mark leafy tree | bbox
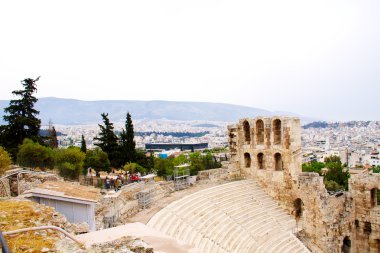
[94,113,122,167]
[373,166,380,173]
[83,148,111,172]
[47,126,58,148]
[202,151,222,170]
[17,139,54,169]
[81,135,87,153]
[0,146,12,176]
[189,152,205,176]
[1,77,41,157]
[135,150,154,171]
[324,155,341,163]
[54,146,85,179]
[123,162,146,174]
[120,112,136,163]
[302,162,325,174]
[154,157,174,177]
[324,180,342,191]
[173,154,188,166]
[323,156,350,191]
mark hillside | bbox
[0,97,311,125]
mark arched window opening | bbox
[274,153,283,171]
[243,120,251,143]
[371,188,379,207]
[244,153,251,168]
[273,119,282,145]
[355,220,359,229]
[256,120,264,145]
[257,153,264,169]
[294,198,303,219]
[364,222,372,234]
[341,236,351,253]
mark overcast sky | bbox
[0,0,379,121]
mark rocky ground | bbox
[0,198,70,252]
[56,236,154,253]
[0,198,155,253]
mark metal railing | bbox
[0,230,10,253]
[2,226,85,249]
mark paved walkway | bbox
[76,222,198,253]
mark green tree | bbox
[324,180,342,191]
[189,152,205,176]
[83,148,111,172]
[135,150,154,171]
[17,139,54,169]
[154,157,174,177]
[54,146,85,179]
[120,112,136,163]
[373,166,380,173]
[81,135,87,153]
[302,162,325,174]
[324,155,341,163]
[0,146,12,176]
[173,154,188,166]
[123,162,146,174]
[1,77,41,157]
[202,151,222,170]
[47,126,58,148]
[323,156,350,191]
[94,113,122,168]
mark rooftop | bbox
[24,181,101,203]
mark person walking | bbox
[105,177,110,190]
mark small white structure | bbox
[23,181,101,231]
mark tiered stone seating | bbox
[147,180,310,253]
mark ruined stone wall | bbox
[197,161,242,182]
[0,178,10,197]
[228,116,357,253]
[295,173,354,253]
[350,174,380,253]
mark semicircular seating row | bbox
[147,180,310,253]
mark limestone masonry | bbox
[228,116,380,253]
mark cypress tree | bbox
[94,113,121,167]
[1,77,41,157]
[120,112,136,163]
[49,126,59,148]
[81,135,87,153]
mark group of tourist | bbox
[105,175,124,191]
[104,172,142,191]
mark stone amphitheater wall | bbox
[228,116,380,253]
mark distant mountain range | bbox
[0,97,315,125]
[303,121,380,129]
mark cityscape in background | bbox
[50,119,380,171]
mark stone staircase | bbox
[147,180,310,253]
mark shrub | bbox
[54,147,85,180]
[0,146,12,176]
[324,180,342,191]
[17,139,54,170]
[83,148,111,172]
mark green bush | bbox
[83,148,111,172]
[123,162,146,174]
[17,139,54,169]
[324,180,342,191]
[54,147,85,180]
[302,162,325,174]
[0,146,12,176]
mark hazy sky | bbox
[0,0,379,121]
